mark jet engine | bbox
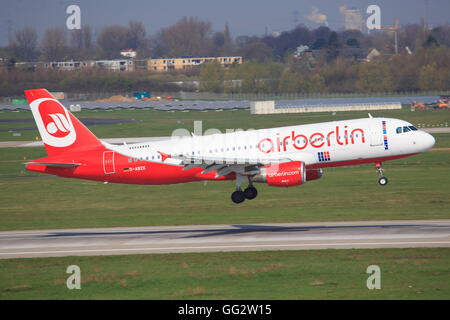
[250,161,306,187]
[305,168,323,181]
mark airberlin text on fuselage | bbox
[258,125,365,154]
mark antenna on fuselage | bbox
[368,113,373,118]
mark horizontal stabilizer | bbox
[25,162,81,168]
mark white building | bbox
[120,49,137,58]
[95,59,134,72]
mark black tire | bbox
[231,190,246,204]
[378,177,388,186]
[244,186,258,200]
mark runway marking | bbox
[1,240,450,257]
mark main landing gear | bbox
[375,162,388,186]
[231,174,258,204]
[231,186,258,204]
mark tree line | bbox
[199,44,450,95]
[0,17,449,97]
[1,17,236,62]
[3,17,450,63]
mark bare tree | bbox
[69,25,94,59]
[212,24,235,56]
[9,27,38,61]
[41,27,67,61]
[154,17,212,57]
[126,21,146,50]
[97,25,129,58]
[70,25,92,50]
[238,41,273,62]
[222,23,234,55]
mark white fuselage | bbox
[109,117,435,168]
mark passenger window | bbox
[396,127,402,134]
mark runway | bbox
[0,220,449,259]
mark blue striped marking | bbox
[318,152,331,162]
[382,121,389,150]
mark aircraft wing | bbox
[171,154,292,177]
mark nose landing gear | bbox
[375,162,388,186]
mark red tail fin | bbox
[25,89,103,156]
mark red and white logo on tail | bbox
[26,89,103,157]
[30,98,76,147]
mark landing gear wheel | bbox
[231,190,246,204]
[378,177,388,186]
[244,186,258,200]
[375,162,388,186]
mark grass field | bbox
[1,248,449,299]
[0,106,449,141]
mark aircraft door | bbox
[369,121,383,146]
[103,151,116,175]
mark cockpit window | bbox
[397,125,418,134]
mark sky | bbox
[0,0,449,46]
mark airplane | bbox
[25,89,435,204]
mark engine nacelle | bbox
[250,161,306,187]
[306,168,323,181]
